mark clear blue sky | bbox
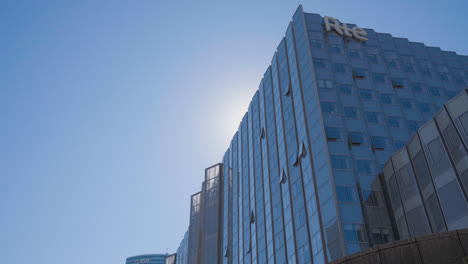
[1,0,467,263]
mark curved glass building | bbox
[174,4,468,264]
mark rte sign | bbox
[324,16,368,42]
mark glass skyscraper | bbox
[175,5,468,264]
[126,254,167,264]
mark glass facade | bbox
[185,164,225,264]
[126,254,167,264]
[176,231,188,264]
[165,254,177,264]
[174,5,468,263]
[382,89,468,239]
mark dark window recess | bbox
[250,210,255,223]
[280,169,287,184]
[260,127,265,139]
[349,132,364,146]
[284,81,292,96]
[300,142,307,158]
[373,136,390,150]
[293,155,300,167]
[326,127,342,141]
[353,69,366,79]
[392,79,404,88]
[224,248,230,258]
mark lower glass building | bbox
[382,89,468,239]
[126,254,167,264]
[174,5,468,264]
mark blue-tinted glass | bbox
[381,94,395,104]
[373,136,392,150]
[438,72,449,81]
[331,155,350,170]
[314,58,327,68]
[429,87,441,96]
[359,89,374,100]
[354,68,367,78]
[339,84,353,95]
[356,160,376,174]
[326,127,343,141]
[336,186,359,202]
[318,79,334,89]
[400,98,413,109]
[344,107,360,118]
[408,121,422,133]
[392,78,405,88]
[350,132,367,145]
[366,112,382,123]
[322,102,338,114]
[394,141,407,150]
[368,54,379,64]
[411,83,424,93]
[387,59,397,68]
[349,50,360,58]
[419,103,433,113]
[334,63,347,73]
[388,116,403,128]
[374,73,385,83]
[404,63,415,72]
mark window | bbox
[356,159,377,174]
[388,116,404,128]
[321,102,338,114]
[392,78,405,88]
[422,68,432,77]
[394,141,407,150]
[309,39,323,49]
[380,94,396,104]
[372,136,392,150]
[339,84,353,95]
[386,59,398,68]
[426,138,445,165]
[326,127,343,141]
[334,63,347,73]
[459,111,468,136]
[455,77,465,86]
[438,72,449,81]
[366,112,383,123]
[372,228,392,244]
[374,73,386,83]
[396,165,420,202]
[429,86,441,96]
[344,107,360,118]
[331,155,351,170]
[329,44,342,53]
[336,186,359,202]
[400,98,414,109]
[408,121,422,133]
[411,83,424,93]
[318,79,334,89]
[360,89,375,100]
[353,68,367,79]
[343,224,367,242]
[349,50,360,58]
[363,191,385,207]
[349,132,367,146]
[404,63,415,72]
[313,58,327,68]
[419,103,433,113]
[367,54,379,64]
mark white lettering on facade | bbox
[324,16,368,41]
